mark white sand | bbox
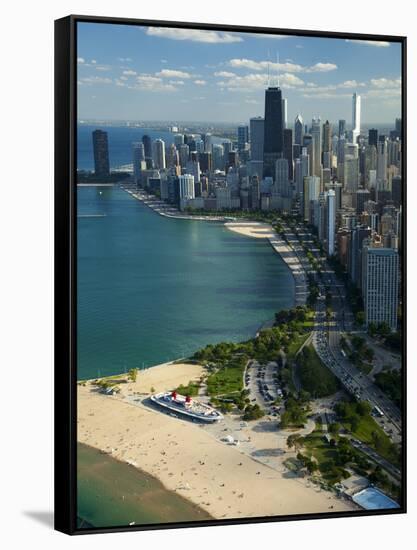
[78,361,355,520]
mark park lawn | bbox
[287,333,310,360]
[174,380,200,397]
[303,431,341,484]
[206,362,245,396]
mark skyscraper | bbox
[311,117,322,178]
[326,190,336,256]
[250,117,264,162]
[294,114,303,145]
[263,87,283,179]
[303,175,320,222]
[338,119,346,138]
[132,142,145,183]
[282,98,288,129]
[153,139,166,170]
[237,125,249,153]
[283,128,293,181]
[377,136,388,190]
[275,158,289,197]
[352,93,361,143]
[178,174,195,200]
[92,129,110,178]
[369,128,378,148]
[362,246,399,330]
[142,134,152,160]
[323,120,332,153]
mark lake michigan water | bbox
[77,185,294,380]
[76,126,294,528]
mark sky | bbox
[77,22,402,125]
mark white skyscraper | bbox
[352,93,361,144]
[282,98,288,129]
[178,174,195,200]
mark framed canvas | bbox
[54,14,406,535]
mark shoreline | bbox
[121,185,228,221]
[78,360,357,521]
[120,185,306,307]
[77,441,213,528]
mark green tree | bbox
[286,434,304,454]
[329,422,341,436]
[128,368,138,383]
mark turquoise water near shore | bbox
[77,186,294,380]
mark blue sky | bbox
[77,22,402,124]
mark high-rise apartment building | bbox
[362,246,399,330]
[250,117,264,162]
[238,125,249,153]
[92,129,110,178]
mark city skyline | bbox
[77,22,402,124]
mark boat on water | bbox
[150,391,223,423]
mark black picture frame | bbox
[54,14,407,535]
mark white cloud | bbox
[160,59,168,63]
[302,91,352,99]
[78,76,113,85]
[228,58,304,72]
[227,58,337,73]
[91,59,97,64]
[365,88,401,98]
[218,72,304,92]
[155,69,192,79]
[214,71,236,78]
[370,77,401,89]
[346,39,390,48]
[305,62,338,73]
[146,27,243,43]
[337,79,366,88]
[194,79,207,86]
[245,98,260,104]
[169,80,185,85]
[122,69,137,76]
[118,57,132,62]
[133,74,178,92]
[77,57,85,64]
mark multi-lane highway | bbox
[280,219,402,448]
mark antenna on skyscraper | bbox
[276,51,280,88]
[267,49,271,87]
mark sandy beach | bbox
[78,361,356,520]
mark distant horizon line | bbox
[78,119,399,127]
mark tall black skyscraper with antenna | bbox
[263,86,283,178]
